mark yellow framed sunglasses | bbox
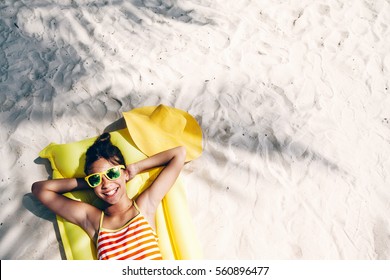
[84,165,125,188]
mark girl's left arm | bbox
[128,146,186,214]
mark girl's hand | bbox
[126,163,140,180]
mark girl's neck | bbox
[104,199,134,216]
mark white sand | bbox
[1,0,390,260]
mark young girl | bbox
[32,132,186,260]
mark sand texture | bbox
[1,0,390,259]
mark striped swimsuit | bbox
[96,202,162,260]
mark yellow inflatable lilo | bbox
[38,105,202,260]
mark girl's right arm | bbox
[31,178,99,237]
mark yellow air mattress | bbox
[39,128,201,260]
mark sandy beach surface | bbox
[1,0,390,260]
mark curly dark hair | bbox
[84,132,126,175]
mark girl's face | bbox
[88,158,129,205]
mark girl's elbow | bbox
[179,145,186,155]
[177,146,186,160]
[31,181,46,196]
[31,181,40,196]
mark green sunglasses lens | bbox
[86,166,123,187]
[106,167,121,180]
[88,174,101,187]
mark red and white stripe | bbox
[97,215,162,260]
